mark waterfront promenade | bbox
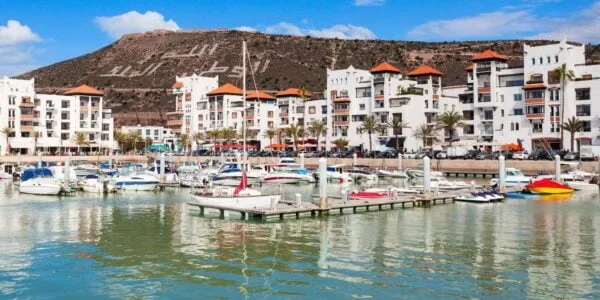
[1,154,598,175]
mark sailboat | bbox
[191,41,281,209]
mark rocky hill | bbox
[19,30,600,126]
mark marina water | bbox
[1,180,600,298]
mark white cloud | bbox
[258,22,376,39]
[95,11,180,39]
[0,20,40,46]
[0,20,41,76]
[532,1,600,42]
[355,0,385,6]
[408,10,543,39]
[235,26,257,32]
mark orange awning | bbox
[266,143,287,149]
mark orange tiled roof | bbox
[465,64,474,71]
[369,62,402,73]
[64,84,104,96]
[407,65,443,76]
[275,88,312,97]
[172,81,184,89]
[246,91,276,100]
[207,83,243,96]
[522,83,547,90]
[471,50,508,62]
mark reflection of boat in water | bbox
[525,178,573,194]
[538,193,572,201]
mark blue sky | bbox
[0,0,598,76]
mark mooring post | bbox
[341,188,348,204]
[352,153,357,166]
[159,153,166,183]
[64,153,71,187]
[498,155,506,193]
[319,158,328,209]
[17,152,21,166]
[398,153,403,170]
[423,156,431,199]
[295,193,302,208]
[555,154,561,182]
[299,152,305,169]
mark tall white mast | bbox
[242,40,247,168]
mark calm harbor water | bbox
[1,180,600,299]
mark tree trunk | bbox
[316,137,320,151]
[570,133,575,152]
[449,128,453,146]
[395,134,399,151]
[560,80,565,149]
[368,132,373,154]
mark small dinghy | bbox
[348,191,388,200]
[363,186,420,194]
[455,191,504,203]
[505,191,539,199]
[525,178,573,194]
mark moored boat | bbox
[377,169,408,178]
[19,168,63,195]
[81,175,117,193]
[490,168,532,187]
[525,178,573,194]
[349,191,388,200]
[114,174,159,191]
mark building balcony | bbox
[334,121,349,127]
[20,125,34,131]
[374,95,385,101]
[432,95,440,100]
[166,110,184,116]
[167,119,183,126]
[46,105,56,110]
[20,115,34,121]
[526,113,545,120]
[80,106,88,111]
[476,67,491,73]
[481,118,494,123]
[19,102,36,108]
[478,87,491,94]
[333,97,351,103]
[550,116,560,122]
[480,130,494,136]
[279,113,289,118]
[525,98,545,105]
[333,109,349,115]
[246,115,254,120]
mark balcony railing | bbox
[334,121,349,127]
[526,113,545,119]
[333,97,351,103]
[576,111,591,117]
[333,109,349,115]
[525,98,545,105]
[398,87,424,96]
[374,95,384,101]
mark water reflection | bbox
[0,181,599,298]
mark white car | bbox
[402,153,417,159]
[512,151,528,160]
[436,151,447,159]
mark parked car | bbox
[464,150,480,159]
[512,151,528,160]
[493,151,513,160]
[475,152,493,160]
[436,151,447,159]
[402,153,417,159]
[528,150,555,160]
[563,152,579,161]
[415,152,433,159]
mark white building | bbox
[0,77,115,155]
[120,126,177,145]
[325,62,458,152]
[448,40,600,151]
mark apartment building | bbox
[325,63,458,152]
[120,126,177,145]
[450,40,600,151]
[0,77,115,155]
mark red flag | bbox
[233,171,247,196]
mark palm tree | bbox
[73,132,89,155]
[358,116,381,153]
[308,119,327,151]
[385,117,410,152]
[1,127,13,156]
[436,110,465,146]
[179,133,190,154]
[206,129,221,145]
[127,130,142,154]
[284,123,304,151]
[561,116,584,152]
[114,129,127,153]
[263,129,277,148]
[299,84,311,102]
[333,138,349,151]
[413,123,440,149]
[554,63,575,148]
[33,131,42,154]
[144,137,153,151]
[221,128,237,144]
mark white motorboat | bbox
[73,164,99,177]
[405,168,445,178]
[363,186,420,194]
[313,165,353,183]
[48,166,78,185]
[81,175,117,193]
[180,173,211,188]
[455,192,504,203]
[414,177,476,191]
[211,161,266,186]
[566,180,598,192]
[19,168,63,195]
[0,164,15,179]
[490,168,532,187]
[346,167,378,181]
[114,174,159,191]
[377,169,408,178]
[261,166,315,184]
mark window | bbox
[268,111,274,118]
[8,121,14,129]
[321,105,327,114]
[352,115,366,122]
[359,104,365,110]
[308,107,315,115]
[232,112,237,119]
[513,108,523,115]
[582,121,591,132]
[576,104,591,116]
[533,123,543,133]
[547,56,551,63]
[145,129,150,136]
[484,110,493,120]
[61,133,70,140]
[356,87,372,97]
[463,125,474,134]
[576,88,590,100]
[101,134,109,141]
[8,96,15,105]
[501,109,504,117]
[296,107,304,114]
[8,109,15,117]
[513,94,522,101]
[555,55,559,63]
[532,58,535,65]
[515,123,519,131]
[526,90,545,99]
[61,100,70,108]
[539,57,543,64]
[511,123,514,131]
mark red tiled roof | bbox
[522,83,547,90]
[275,88,311,97]
[64,85,104,96]
[369,62,402,73]
[465,64,474,71]
[246,91,276,100]
[407,65,443,76]
[207,83,243,96]
[172,81,184,89]
[471,50,508,62]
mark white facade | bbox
[449,40,600,151]
[0,77,115,155]
[120,126,176,145]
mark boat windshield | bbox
[506,169,524,176]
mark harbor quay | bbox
[2,154,598,175]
